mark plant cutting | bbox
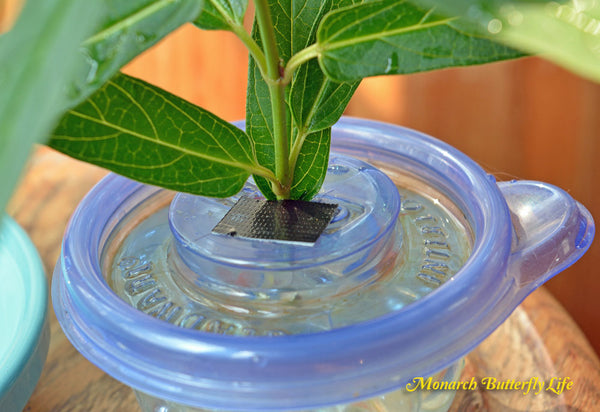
[47,0,525,201]
[2,0,598,411]
[44,0,600,203]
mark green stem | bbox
[252,164,279,182]
[253,0,279,81]
[268,82,291,198]
[253,0,290,199]
[281,44,319,85]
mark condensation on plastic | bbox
[52,118,594,411]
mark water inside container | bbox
[104,155,472,336]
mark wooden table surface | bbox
[10,147,600,412]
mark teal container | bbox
[0,214,49,411]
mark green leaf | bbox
[289,1,368,134]
[50,73,268,198]
[316,0,524,82]
[247,0,364,200]
[0,0,101,211]
[67,0,204,107]
[194,0,247,31]
[411,0,600,83]
[290,59,359,133]
[246,57,278,199]
[290,128,331,200]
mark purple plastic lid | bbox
[52,118,594,410]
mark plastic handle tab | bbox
[499,180,594,293]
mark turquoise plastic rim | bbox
[0,214,48,411]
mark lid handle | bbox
[499,180,594,292]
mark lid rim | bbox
[53,117,514,409]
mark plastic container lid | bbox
[0,214,49,411]
[52,118,594,411]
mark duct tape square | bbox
[212,196,338,245]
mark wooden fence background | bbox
[3,5,599,354]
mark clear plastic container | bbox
[52,118,594,411]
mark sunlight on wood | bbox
[0,0,23,32]
[346,76,407,124]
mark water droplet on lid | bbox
[331,205,349,223]
[118,256,139,270]
[327,164,349,175]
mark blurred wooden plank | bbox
[346,76,408,124]
[377,59,526,179]
[0,0,22,32]
[123,24,248,122]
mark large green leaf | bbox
[194,0,247,31]
[289,128,330,200]
[289,1,366,134]
[287,61,357,201]
[50,73,268,198]
[0,0,101,212]
[411,0,600,83]
[67,0,204,107]
[247,0,363,200]
[316,0,524,82]
[290,59,358,133]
